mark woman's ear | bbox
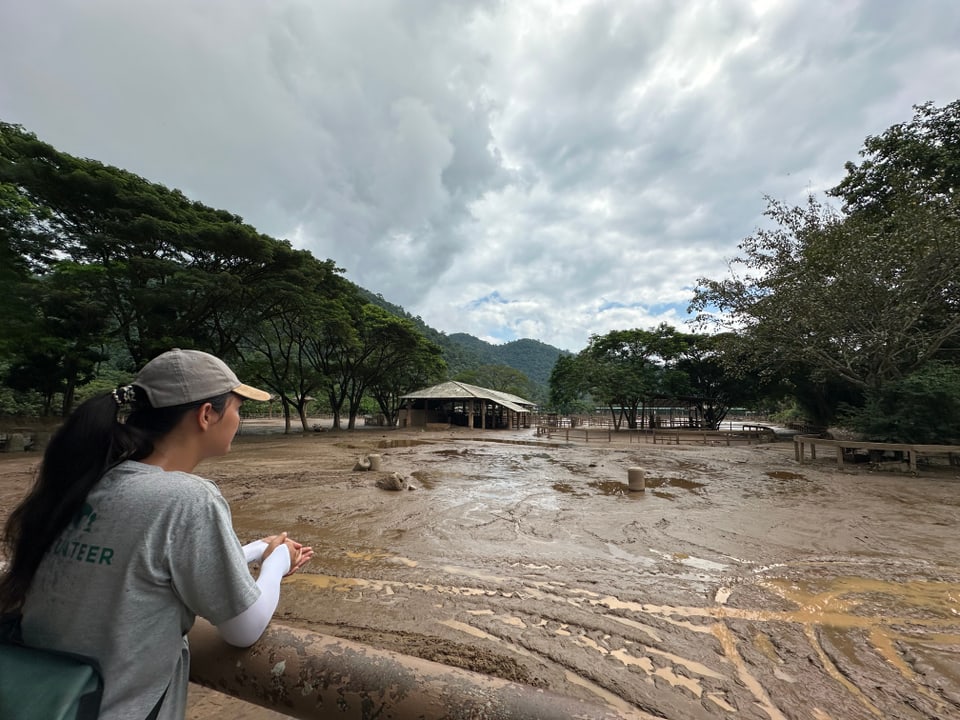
[196,402,215,431]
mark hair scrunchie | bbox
[112,384,136,407]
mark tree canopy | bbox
[0,122,446,424]
[691,100,960,436]
[548,325,758,430]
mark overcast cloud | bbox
[2,0,959,351]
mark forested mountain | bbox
[357,290,567,395]
[446,335,566,389]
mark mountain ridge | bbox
[356,289,567,394]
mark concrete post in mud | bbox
[187,619,631,720]
[367,453,382,471]
[627,467,645,491]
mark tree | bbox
[672,332,764,429]
[692,101,960,426]
[302,296,363,430]
[832,100,960,217]
[454,365,535,400]
[548,354,593,414]
[340,306,443,429]
[572,326,681,430]
[368,332,446,426]
[692,195,960,417]
[241,253,343,433]
[845,363,960,444]
[0,123,307,366]
[3,263,110,414]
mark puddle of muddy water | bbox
[377,438,435,449]
[644,476,705,491]
[551,481,588,497]
[587,480,629,496]
[766,470,807,480]
[409,469,438,489]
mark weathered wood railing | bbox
[793,434,960,471]
[535,425,776,446]
[188,619,634,719]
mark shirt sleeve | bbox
[166,482,261,626]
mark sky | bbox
[2,1,959,352]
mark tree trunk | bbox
[61,377,77,416]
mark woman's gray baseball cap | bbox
[134,348,271,408]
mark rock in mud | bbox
[376,472,409,491]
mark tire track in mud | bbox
[223,432,960,719]
[282,553,960,720]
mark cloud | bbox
[1,0,959,352]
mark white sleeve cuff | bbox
[242,540,269,564]
[216,548,291,647]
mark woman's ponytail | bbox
[0,390,153,610]
[0,383,233,611]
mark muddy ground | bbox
[1,422,959,720]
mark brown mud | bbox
[1,422,959,720]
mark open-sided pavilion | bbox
[399,381,536,430]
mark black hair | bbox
[0,387,231,611]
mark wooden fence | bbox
[535,424,777,445]
[793,434,960,471]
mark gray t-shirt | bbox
[22,460,261,720]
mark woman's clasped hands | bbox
[262,532,314,576]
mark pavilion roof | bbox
[400,381,536,413]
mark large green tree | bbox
[0,123,311,367]
[240,252,346,432]
[671,332,764,429]
[692,100,960,428]
[367,317,447,426]
[553,325,684,429]
[3,263,110,414]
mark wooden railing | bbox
[535,424,777,446]
[793,434,960,471]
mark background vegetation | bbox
[2,100,958,442]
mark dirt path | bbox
[2,423,958,719]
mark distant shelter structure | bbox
[400,381,536,430]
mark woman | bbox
[0,348,313,720]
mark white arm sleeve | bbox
[216,547,291,647]
[242,540,269,564]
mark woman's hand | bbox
[261,533,314,576]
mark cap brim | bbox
[233,384,272,402]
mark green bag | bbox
[0,614,103,720]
